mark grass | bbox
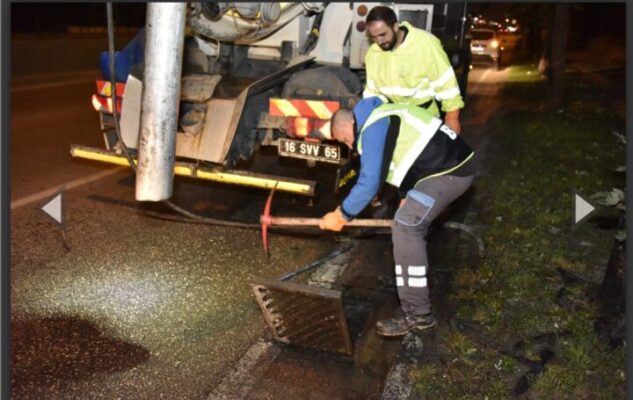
[506,63,546,83]
[412,64,626,399]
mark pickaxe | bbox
[260,186,391,256]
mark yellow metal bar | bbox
[70,145,316,196]
[195,169,311,194]
[71,146,138,167]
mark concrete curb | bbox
[207,339,281,400]
[566,63,625,74]
[380,361,419,400]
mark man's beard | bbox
[379,32,398,51]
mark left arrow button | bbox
[40,192,63,226]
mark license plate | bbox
[278,138,341,164]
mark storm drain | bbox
[251,277,353,355]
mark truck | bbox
[71,2,470,202]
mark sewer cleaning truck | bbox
[71,2,470,200]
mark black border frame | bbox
[1,2,630,399]
[2,2,9,399]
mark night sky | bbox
[11,3,625,39]
[469,3,625,37]
[11,3,146,33]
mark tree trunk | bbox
[528,20,540,61]
[549,4,570,110]
[537,6,554,76]
[595,214,626,348]
[595,237,626,348]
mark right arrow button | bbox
[574,193,596,224]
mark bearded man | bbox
[364,6,464,134]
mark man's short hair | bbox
[332,109,353,128]
[366,6,398,26]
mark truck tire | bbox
[281,66,361,108]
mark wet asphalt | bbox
[11,173,339,399]
[9,79,340,398]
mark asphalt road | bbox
[10,78,338,399]
[10,58,508,399]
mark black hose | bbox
[106,3,135,172]
[299,2,329,55]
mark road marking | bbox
[11,70,100,93]
[207,339,280,400]
[11,78,95,93]
[468,68,492,94]
[11,168,124,210]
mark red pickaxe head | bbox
[260,183,277,258]
[260,183,391,257]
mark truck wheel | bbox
[282,66,361,108]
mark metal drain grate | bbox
[251,277,353,355]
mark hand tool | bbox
[260,186,391,256]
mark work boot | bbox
[376,308,436,337]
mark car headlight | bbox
[490,40,499,48]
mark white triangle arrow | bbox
[41,192,63,225]
[574,193,595,224]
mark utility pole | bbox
[549,4,570,111]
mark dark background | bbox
[11,3,625,39]
[470,3,625,40]
[11,3,146,33]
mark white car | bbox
[469,28,502,68]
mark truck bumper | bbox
[70,145,317,196]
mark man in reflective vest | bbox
[319,97,475,337]
[364,6,464,134]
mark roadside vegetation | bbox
[412,63,626,399]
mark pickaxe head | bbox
[259,184,277,258]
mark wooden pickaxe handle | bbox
[260,184,391,257]
[260,216,392,227]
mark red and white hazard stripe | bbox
[270,98,339,139]
[91,94,122,114]
[269,98,339,120]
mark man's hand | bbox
[319,207,347,231]
[444,110,461,135]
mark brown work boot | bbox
[376,309,436,337]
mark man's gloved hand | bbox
[319,207,347,231]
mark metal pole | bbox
[135,3,186,201]
[459,2,468,48]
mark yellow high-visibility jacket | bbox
[363,21,464,117]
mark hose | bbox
[298,2,328,55]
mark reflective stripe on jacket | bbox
[363,21,464,115]
[358,103,473,194]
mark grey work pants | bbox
[392,174,474,316]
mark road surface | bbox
[10,77,338,399]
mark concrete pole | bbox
[136,3,186,201]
